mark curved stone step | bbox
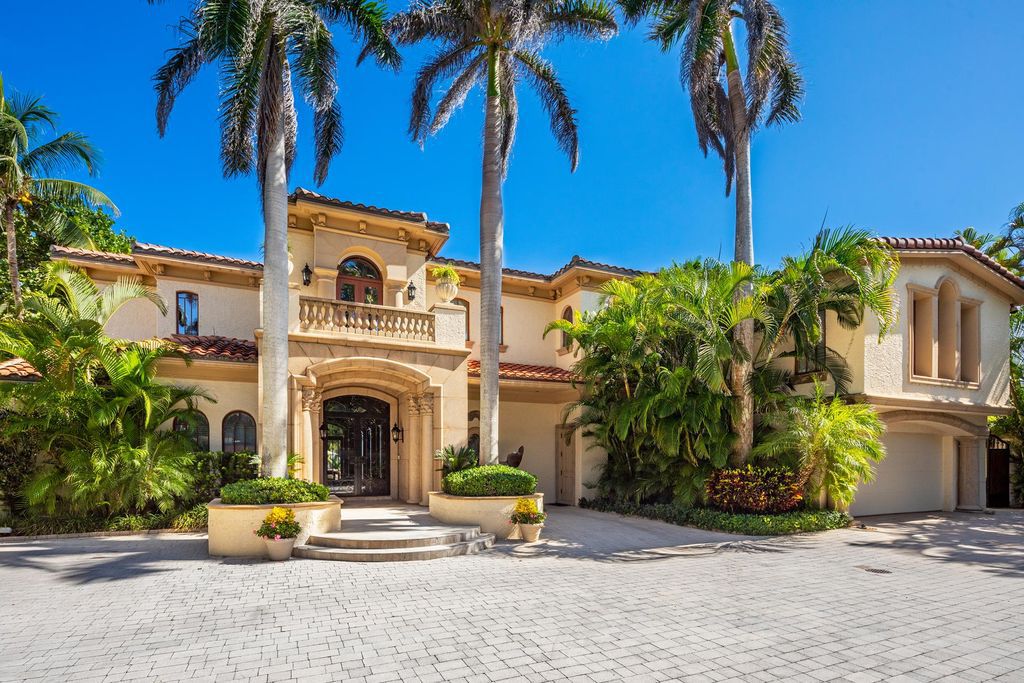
[307,526,482,550]
[293,534,494,562]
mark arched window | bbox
[223,411,257,453]
[176,291,199,335]
[336,257,382,304]
[453,298,470,341]
[560,306,574,350]
[173,412,210,451]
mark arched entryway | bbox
[321,395,391,497]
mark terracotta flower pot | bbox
[519,523,544,543]
[435,279,459,303]
[264,537,296,561]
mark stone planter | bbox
[435,278,459,303]
[429,492,543,540]
[207,497,342,557]
[264,537,296,561]
[518,523,544,543]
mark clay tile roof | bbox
[0,357,40,382]
[467,359,575,384]
[875,236,1024,290]
[432,255,644,282]
[291,187,450,233]
[133,243,263,271]
[165,335,258,363]
[50,245,137,266]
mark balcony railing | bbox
[297,296,436,342]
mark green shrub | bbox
[170,504,209,531]
[442,465,537,497]
[189,451,260,502]
[579,498,851,536]
[219,478,330,505]
[106,513,171,532]
[705,465,802,514]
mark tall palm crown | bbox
[154,0,399,185]
[153,0,397,476]
[0,76,116,312]
[389,0,617,173]
[620,0,802,196]
[389,0,616,463]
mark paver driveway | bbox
[1,507,1023,682]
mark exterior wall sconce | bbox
[406,281,417,301]
[301,263,312,286]
[391,422,404,443]
[318,423,328,440]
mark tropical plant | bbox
[753,382,886,508]
[705,465,801,514]
[430,264,461,284]
[153,0,399,477]
[959,204,1024,277]
[0,75,117,312]
[388,0,617,462]
[0,263,209,515]
[618,0,803,463]
[990,308,1024,504]
[436,444,477,476]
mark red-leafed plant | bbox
[706,465,802,514]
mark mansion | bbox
[36,188,1024,516]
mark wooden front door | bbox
[557,426,576,505]
[987,436,1011,508]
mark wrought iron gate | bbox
[321,395,391,497]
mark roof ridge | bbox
[875,235,1024,290]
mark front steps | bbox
[294,525,494,562]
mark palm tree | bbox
[619,0,803,463]
[958,205,1024,276]
[0,75,117,313]
[153,0,398,477]
[753,382,886,509]
[388,0,617,463]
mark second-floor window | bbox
[336,257,382,305]
[561,306,574,350]
[176,291,199,335]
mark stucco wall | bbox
[158,376,259,453]
[105,296,161,341]
[468,398,562,500]
[150,278,260,340]
[862,261,1013,408]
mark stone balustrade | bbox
[297,296,436,342]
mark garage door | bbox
[849,433,944,516]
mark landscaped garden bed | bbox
[429,463,543,539]
[208,478,340,557]
[579,498,851,535]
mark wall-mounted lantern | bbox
[391,422,404,444]
[406,281,417,302]
[319,423,328,440]
[302,263,313,286]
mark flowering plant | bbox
[254,507,301,540]
[509,498,546,525]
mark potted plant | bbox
[509,497,547,543]
[254,506,302,561]
[431,264,461,303]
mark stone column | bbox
[301,388,322,483]
[957,436,988,511]
[419,393,435,506]
[405,395,421,504]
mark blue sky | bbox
[3,1,1023,273]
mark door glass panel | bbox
[321,396,390,497]
[339,283,355,302]
[364,286,379,305]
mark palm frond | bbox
[512,50,579,171]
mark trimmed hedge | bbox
[705,465,802,514]
[219,477,330,505]
[579,498,851,536]
[442,465,537,497]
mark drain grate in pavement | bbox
[855,565,892,575]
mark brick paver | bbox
[1,509,1022,682]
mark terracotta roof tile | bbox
[165,335,258,363]
[133,243,263,271]
[432,255,645,282]
[876,236,1024,290]
[291,188,450,233]
[467,359,575,383]
[50,245,136,266]
[0,357,40,382]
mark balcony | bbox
[297,296,437,342]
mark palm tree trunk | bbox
[724,23,754,466]
[4,201,22,315]
[478,49,504,465]
[261,102,290,478]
